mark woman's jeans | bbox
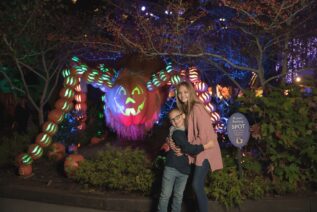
[157,166,189,212]
[192,160,210,212]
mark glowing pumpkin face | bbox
[114,85,145,116]
[104,75,164,140]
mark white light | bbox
[165,10,169,15]
[141,6,146,11]
[295,76,301,82]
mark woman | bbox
[172,81,223,212]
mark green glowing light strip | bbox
[62,69,71,78]
[22,154,33,165]
[72,56,80,62]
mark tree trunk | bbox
[38,105,44,126]
[281,33,290,85]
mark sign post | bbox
[227,112,250,178]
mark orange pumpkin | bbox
[42,121,58,136]
[47,143,66,160]
[47,152,65,161]
[54,98,73,112]
[19,165,32,176]
[16,153,33,166]
[59,87,75,100]
[28,144,44,160]
[82,70,99,83]
[48,109,64,124]
[63,76,78,88]
[64,154,84,176]
[35,133,52,147]
[51,143,65,153]
[90,137,103,145]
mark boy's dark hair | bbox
[169,108,182,115]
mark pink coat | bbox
[187,103,223,172]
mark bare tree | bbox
[0,0,73,125]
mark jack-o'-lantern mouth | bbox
[120,101,145,116]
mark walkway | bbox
[1,184,317,212]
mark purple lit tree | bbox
[278,37,317,83]
[77,0,316,91]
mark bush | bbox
[206,166,243,208]
[237,86,317,194]
[0,132,35,167]
[205,152,268,208]
[71,144,154,194]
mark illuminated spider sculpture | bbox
[16,56,221,176]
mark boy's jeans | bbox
[157,166,188,212]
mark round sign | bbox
[227,112,250,148]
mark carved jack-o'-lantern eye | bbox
[118,87,127,96]
[132,87,142,95]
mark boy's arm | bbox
[172,131,204,155]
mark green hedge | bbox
[0,132,34,167]
[71,144,154,194]
[237,86,317,194]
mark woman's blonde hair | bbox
[175,81,200,115]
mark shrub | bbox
[237,86,317,194]
[206,166,243,208]
[71,144,154,194]
[205,152,268,208]
[0,132,35,167]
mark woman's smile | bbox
[177,85,190,103]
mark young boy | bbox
[157,108,214,212]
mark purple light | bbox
[275,37,317,83]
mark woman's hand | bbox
[167,137,183,156]
[203,140,215,150]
